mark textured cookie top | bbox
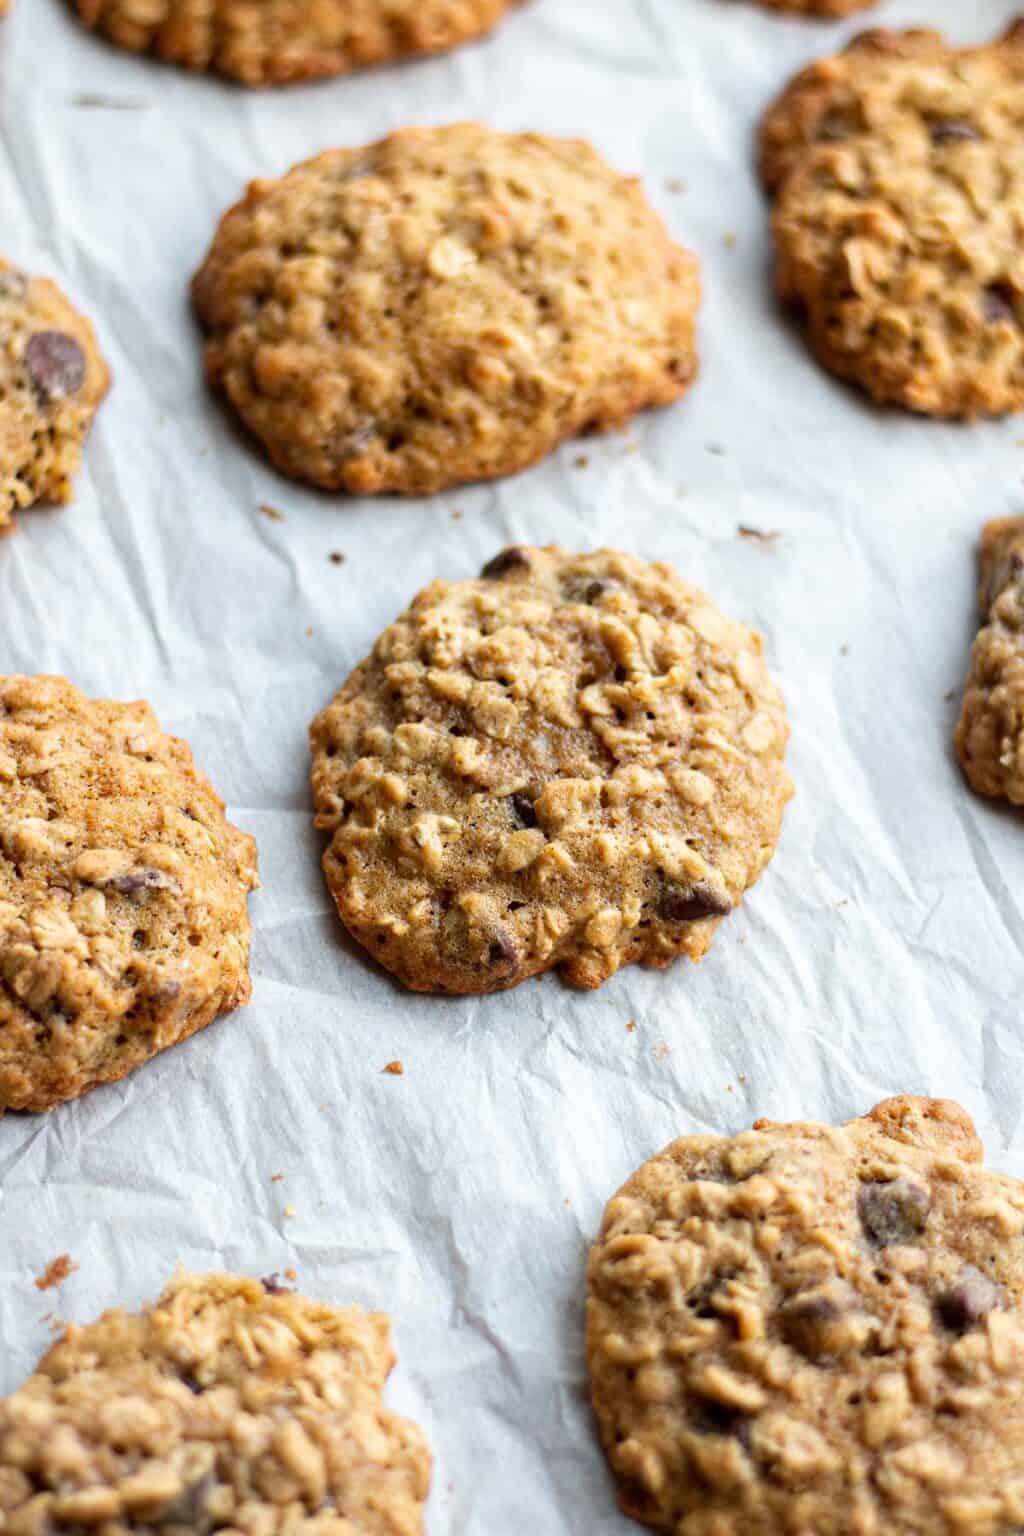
[0,1271,432,1535]
[310,547,791,994]
[0,676,259,1112]
[193,125,700,495]
[0,262,109,530]
[955,516,1024,805]
[71,0,519,85]
[587,1096,1024,1536]
[761,22,1024,417]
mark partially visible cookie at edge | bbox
[192,124,701,495]
[753,0,875,18]
[0,1270,432,1535]
[70,0,521,85]
[955,515,1024,804]
[0,260,109,531]
[760,21,1024,417]
[310,546,791,995]
[587,1095,1024,1536]
[0,675,259,1112]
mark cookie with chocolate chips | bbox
[587,1095,1024,1536]
[0,260,109,530]
[309,546,791,994]
[70,0,521,86]
[955,515,1024,804]
[760,21,1024,417]
[0,1271,432,1534]
[0,676,259,1112]
[192,124,700,495]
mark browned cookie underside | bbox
[761,22,1024,417]
[310,547,791,995]
[192,124,700,495]
[0,1271,432,1535]
[70,0,520,85]
[587,1096,1024,1535]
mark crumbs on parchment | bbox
[383,1060,405,1076]
[35,1255,78,1292]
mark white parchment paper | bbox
[2,0,1024,1528]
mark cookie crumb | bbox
[383,1060,405,1076]
[270,1172,284,1183]
[626,1020,637,1033]
[304,626,314,638]
[35,1255,78,1291]
[328,551,346,565]
[652,1041,671,1063]
[665,177,686,194]
[738,524,781,546]
[451,509,463,521]
[574,455,589,469]
[258,502,285,522]
[283,1205,297,1219]
[284,1267,297,1282]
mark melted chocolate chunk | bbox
[480,547,531,579]
[983,284,1018,325]
[858,1178,931,1246]
[657,880,732,923]
[107,868,179,897]
[508,793,537,828]
[488,930,519,973]
[780,1289,852,1360]
[929,118,981,145]
[25,330,86,402]
[261,1272,294,1296]
[937,1265,1000,1332]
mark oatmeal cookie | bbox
[761,22,1024,417]
[69,0,520,85]
[955,515,1024,805]
[0,676,259,1112]
[0,1271,432,1535]
[310,547,791,995]
[587,1095,1024,1536]
[192,125,700,495]
[0,261,109,532]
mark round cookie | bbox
[761,22,1024,417]
[310,547,791,995]
[0,1271,432,1535]
[956,515,1024,804]
[192,125,701,495]
[69,0,520,85]
[586,1096,1024,1536]
[0,675,259,1112]
[0,260,109,532]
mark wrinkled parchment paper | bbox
[2,0,1024,1528]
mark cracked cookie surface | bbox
[310,546,791,995]
[587,1095,1024,1536]
[0,676,259,1112]
[70,0,519,85]
[761,22,1024,417]
[0,261,109,532]
[0,1271,432,1535]
[192,125,700,495]
[955,515,1024,805]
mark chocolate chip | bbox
[153,979,182,1005]
[107,868,179,897]
[780,1289,852,1360]
[24,331,86,402]
[984,284,1017,325]
[929,118,981,145]
[156,1469,215,1526]
[817,109,856,144]
[584,580,611,603]
[937,1265,1000,1331]
[488,930,519,973]
[657,880,732,923]
[261,1273,294,1295]
[858,1178,931,1246]
[508,793,536,828]
[480,547,530,579]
